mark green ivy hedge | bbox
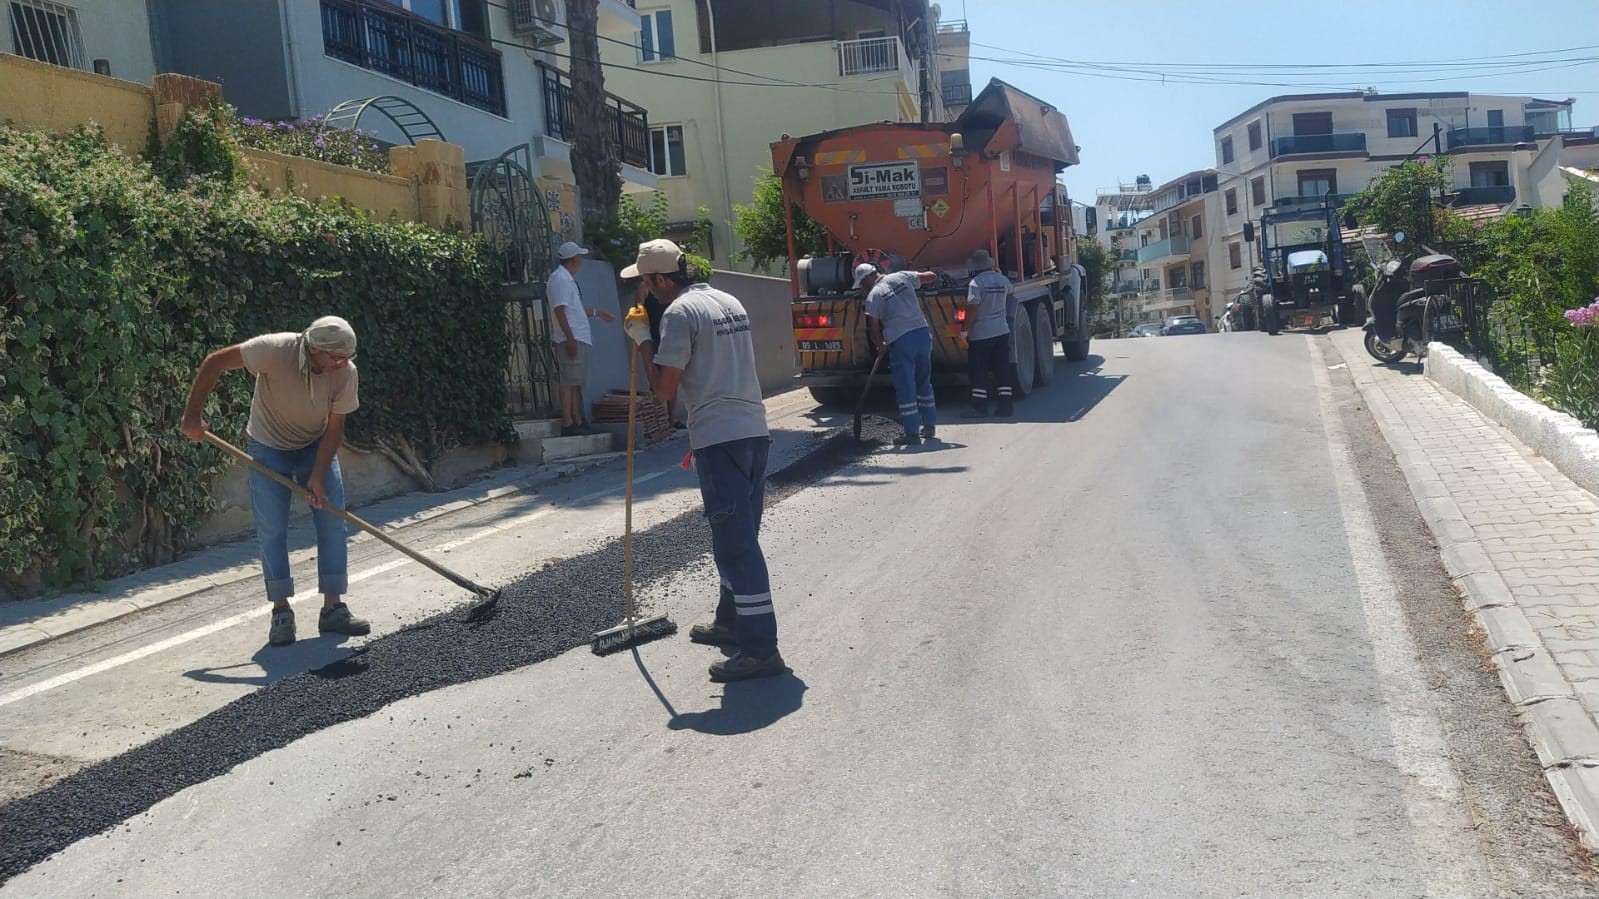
[1,117,511,596]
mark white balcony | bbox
[837,35,918,90]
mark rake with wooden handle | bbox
[202,431,503,622]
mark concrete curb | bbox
[1425,343,1599,499]
[1335,336,1599,852]
[0,452,628,659]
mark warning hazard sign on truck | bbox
[848,161,920,200]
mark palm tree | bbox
[566,0,621,228]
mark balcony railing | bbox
[1447,125,1536,149]
[837,35,917,88]
[1136,234,1190,264]
[1449,185,1517,206]
[1141,288,1194,311]
[1117,248,1138,261]
[539,64,650,170]
[321,0,505,116]
[1272,193,1351,211]
[1269,132,1366,158]
[942,82,972,109]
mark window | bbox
[1292,112,1333,135]
[7,0,85,69]
[1190,214,1203,239]
[1229,242,1242,269]
[1470,161,1510,188]
[381,0,485,36]
[1169,266,1187,290]
[1221,136,1234,165]
[640,8,674,62]
[1191,261,1206,289]
[1250,176,1266,207]
[1387,108,1418,138]
[1297,168,1338,197]
[650,124,686,176]
[1247,121,1262,151]
[1225,188,1238,215]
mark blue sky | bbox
[962,0,1599,201]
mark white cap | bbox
[557,241,589,260]
[620,238,685,279]
[852,263,878,289]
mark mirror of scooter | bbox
[1394,230,1406,244]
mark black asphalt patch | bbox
[0,418,903,882]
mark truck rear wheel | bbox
[1062,300,1090,362]
[1010,304,1035,399]
[808,386,853,407]
[1032,302,1056,386]
[1264,296,1281,336]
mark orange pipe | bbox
[782,179,800,296]
[985,177,998,262]
[1011,182,1023,276]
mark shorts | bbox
[556,340,590,386]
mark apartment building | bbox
[1130,169,1219,327]
[1211,89,1586,297]
[592,0,969,268]
[143,0,656,198]
[2,0,157,83]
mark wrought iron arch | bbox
[468,144,559,418]
[322,96,446,145]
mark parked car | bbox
[1129,323,1163,338]
[1161,315,1207,336]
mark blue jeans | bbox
[693,436,777,657]
[246,438,349,603]
[889,326,937,436]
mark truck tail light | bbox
[954,308,968,323]
[793,313,834,328]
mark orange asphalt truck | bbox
[770,78,1087,406]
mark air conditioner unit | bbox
[510,0,566,46]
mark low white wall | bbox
[711,270,799,394]
[1425,343,1599,498]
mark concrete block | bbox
[540,433,614,462]
[514,419,563,441]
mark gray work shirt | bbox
[864,271,930,345]
[966,270,1014,341]
[654,283,770,450]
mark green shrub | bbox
[1,118,510,595]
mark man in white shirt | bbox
[548,241,615,436]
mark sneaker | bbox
[960,405,989,419]
[318,602,371,636]
[269,607,296,646]
[688,622,737,646]
[893,433,921,446]
[709,650,787,683]
[920,425,936,440]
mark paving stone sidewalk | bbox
[1331,330,1599,847]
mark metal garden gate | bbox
[468,144,559,419]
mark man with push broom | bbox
[180,316,371,647]
[622,239,786,682]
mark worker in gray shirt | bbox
[854,263,939,445]
[960,248,1016,418]
[626,239,785,683]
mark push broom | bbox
[202,431,503,622]
[592,331,677,655]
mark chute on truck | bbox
[769,78,1089,405]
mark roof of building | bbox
[1214,90,1574,134]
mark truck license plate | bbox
[798,340,844,353]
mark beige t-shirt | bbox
[239,333,360,450]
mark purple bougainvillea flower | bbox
[1565,298,1599,328]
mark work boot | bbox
[318,602,372,636]
[961,404,989,419]
[709,650,787,683]
[996,400,1014,418]
[689,622,737,646]
[893,432,921,446]
[268,607,296,646]
[920,425,936,440]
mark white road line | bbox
[1309,337,1489,895]
[0,468,682,707]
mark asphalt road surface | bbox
[1,332,1592,897]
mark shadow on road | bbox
[183,633,354,687]
[630,647,808,735]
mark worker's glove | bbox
[623,304,652,345]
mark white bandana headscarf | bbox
[298,315,358,401]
